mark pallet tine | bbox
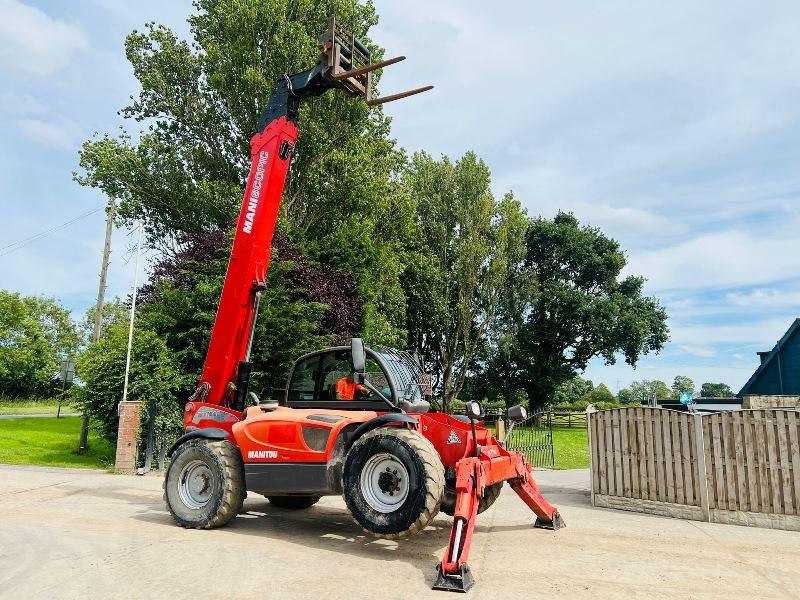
[332,55,406,81]
[366,85,434,106]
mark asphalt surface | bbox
[1,464,798,599]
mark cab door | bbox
[284,347,393,411]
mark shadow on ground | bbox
[128,481,583,589]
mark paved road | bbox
[0,464,798,599]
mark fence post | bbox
[496,418,506,441]
[693,413,710,522]
[586,404,597,506]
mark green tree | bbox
[553,376,594,407]
[581,383,615,406]
[78,298,128,346]
[136,230,360,400]
[671,375,695,398]
[73,320,181,442]
[514,213,668,409]
[0,290,79,398]
[402,151,528,411]
[618,379,670,404]
[700,382,735,397]
[74,0,411,344]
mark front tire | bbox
[343,427,444,539]
[164,439,245,529]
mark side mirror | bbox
[351,338,366,374]
[465,401,484,421]
[507,404,528,423]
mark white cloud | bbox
[726,288,800,308]
[375,0,800,243]
[0,0,89,77]
[668,318,791,347]
[16,117,82,151]
[677,344,716,358]
[626,230,800,292]
[526,200,681,245]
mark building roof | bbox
[739,318,800,396]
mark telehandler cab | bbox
[164,18,564,592]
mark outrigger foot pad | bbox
[534,511,566,530]
[433,564,475,593]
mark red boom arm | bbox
[198,117,298,407]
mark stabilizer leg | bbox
[509,458,566,530]
[434,457,483,593]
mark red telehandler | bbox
[164,18,564,593]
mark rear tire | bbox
[266,495,321,510]
[164,439,245,529]
[343,427,444,539]
[440,481,503,517]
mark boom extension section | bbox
[192,18,431,411]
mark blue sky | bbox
[1,0,799,393]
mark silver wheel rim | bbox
[359,452,409,513]
[178,459,214,509]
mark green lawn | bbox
[0,416,115,469]
[551,427,589,469]
[0,399,75,415]
[483,423,589,469]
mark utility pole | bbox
[78,198,115,454]
[122,220,144,404]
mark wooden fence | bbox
[588,407,800,531]
[551,412,587,428]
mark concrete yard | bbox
[0,464,798,599]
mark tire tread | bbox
[163,439,245,529]
[345,427,445,540]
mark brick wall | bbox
[115,401,141,473]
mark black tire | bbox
[440,481,503,517]
[164,439,245,529]
[343,427,444,540]
[266,495,321,510]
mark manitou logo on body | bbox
[447,429,461,445]
[242,150,269,234]
[247,450,278,460]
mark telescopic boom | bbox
[190,18,431,411]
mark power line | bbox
[0,206,105,257]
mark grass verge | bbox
[0,416,115,469]
[0,400,75,415]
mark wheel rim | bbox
[359,452,409,513]
[178,459,214,509]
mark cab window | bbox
[319,350,353,401]
[287,355,320,402]
[286,349,394,408]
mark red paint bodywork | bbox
[186,402,496,473]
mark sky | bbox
[1,0,799,394]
